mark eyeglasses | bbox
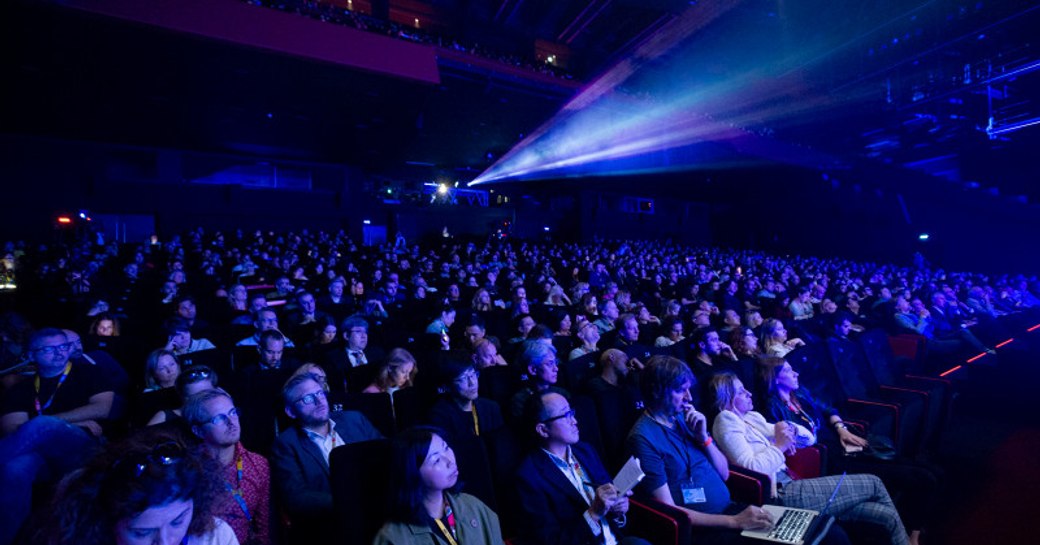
[113,441,184,478]
[34,343,70,356]
[183,367,212,381]
[201,407,239,427]
[294,389,327,406]
[540,409,576,424]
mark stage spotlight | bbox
[437,184,449,195]
[918,233,930,241]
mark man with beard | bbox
[271,374,382,542]
[186,388,271,545]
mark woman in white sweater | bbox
[709,373,917,545]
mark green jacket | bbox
[372,492,505,545]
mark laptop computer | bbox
[740,472,845,545]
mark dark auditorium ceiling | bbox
[4,0,1040,203]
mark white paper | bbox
[613,456,645,495]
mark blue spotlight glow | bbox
[470,1,941,186]
[918,233,930,240]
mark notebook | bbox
[739,472,845,545]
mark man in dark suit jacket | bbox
[271,374,382,542]
[515,391,649,545]
[322,316,386,392]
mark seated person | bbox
[236,308,296,347]
[147,364,220,427]
[429,358,505,443]
[709,373,914,545]
[587,349,644,463]
[0,328,120,545]
[625,355,848,545]
[271,374,383,541]
[426,305,457,335]
[472,338,509,369]
[569,320,601,361]
[362,347,418,395]
[611,313,650,357]
[164,317,217,356]
[143,348,180,392]
[42,427,238,545]
[759,319,805,358]
[655,316,685,347]
[515,391,648,545]
[229,330,301,454]
[185,388,272,545]
[374,426,505,545]
[509,341,569,420]
[323,316,386,392]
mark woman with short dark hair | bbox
[374,426,504,545]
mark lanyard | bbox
[786,398,817,435]
[651,413,695,482]
[34,362,72,415]
[225,455,252,521]
[470,405,480,437]
[434,495,460,545]
[546,448,595,503]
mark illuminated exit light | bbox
[57,217,72,224]
[995,338,1014,348]
[918,233,929,240]
[939,365,963,378]
[966,352,987,363]
[1028,323,1040,332]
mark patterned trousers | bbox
[780,474,909,545]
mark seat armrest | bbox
[629,498,692,545]
[729,466,770,505]
[846,398,900,438]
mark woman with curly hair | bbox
[42,426,238,545]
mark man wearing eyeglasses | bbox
[515,391,649,545]
[429,358,505,444]
[0,328,118,545]
[271,374,382,542]
[186,388,272,545]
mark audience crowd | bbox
[1,227,1039,545]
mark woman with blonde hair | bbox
[364,348,418,394]
[759,319,805,358]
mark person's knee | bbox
[0,453,43,486]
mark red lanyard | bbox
[434,494,459,545]
[34,362,72,415]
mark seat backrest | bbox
[571,394,606,461]
[562,352,600,392]
[785,344,844,409]
[391,387,423,432]
[785,445,823,480]
[479,365,518,407]
[858,329,902,385]
[347,392,396,437]
[330,439,392,545]
[824,337,878,399]
[452,434,498,511]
